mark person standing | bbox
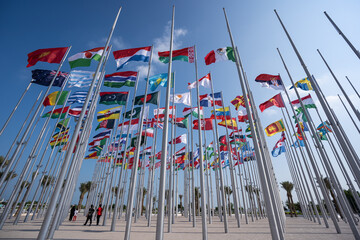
[96,204,103,225]
[73,208,78,221]
[84,205,95,226]
[69,206,76,221]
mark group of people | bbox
[69,204,103,226]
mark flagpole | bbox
[188,89,196,227]
[124,42,153,239]
[0,82,33,136]
[223,8,283,239]
[317,49,360,122]
[337,95,360,133]
[202,121,211,224]
[37,7,121,240]
[209,73,228,232]
[345,76,360,100]
[156,6,175,240]
[275,48,342,231]
[324,11,360,60]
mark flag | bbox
[205,142,214,159]
[140,146,153,155]
[218,118,237,129]
[56,118,70,132]
[183,107,204,118]
[142,128,154,138]
[317,121,332,134]
[170,92,191,106]
[68,105,88,117]
[89,138,107,146]
[89,145,103,153]
[27,47,68,67]
[104,71,137,88]
[68,70,95,88]
[93,129,111,139]
[154,106,176,120]
[97,107,121,122]
[68,47,104,68]
[188,73,211,90]
[85,151,101,159]
[169,134,187,144]
[68,91,88,105]
[50,135,69,148]
[204,47,236,65]
[229,129,243,139]
[124,107,142,119]
[43,91,69,106]
[290,77,313,91]
[271,132,286,157]
[96,119,115,130]
[291,94,316,112]
[193,118,213,130]
[130,136,145,147]
[174,117,188,129]
[175,146,186,156]
[237,109,248,122]
[147,73,172,91]
[99,92,128,105]
[318,131,328,141]
[255,74,284,90]
[113,46,151,69]
[231,96,246,110]
[134,91,159,105]
[259,93,285,112]
[118,119,139,132]
[158,46,194,63]
[292,139,304,148]
[199,92,222,107]
[265,119,285,137]
[52,128,69,140]
[42,106,69,119]
[211,107,230,120]
[31,69,68,87]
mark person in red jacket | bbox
[96,204,103,225]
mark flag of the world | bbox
[68,47,104,69]
[113,46,151,70]
[68,70,96,88]
[68,91,88,104]
[104,71,138,88]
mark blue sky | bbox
[0,0,359,206]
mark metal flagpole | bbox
[0,82,32,136]
[317,49,360,122]
[202,123,212,224]
[324,11,360,60]
[156,6,174,240]
[209,76,228,231]
[37,7,121,240]
[168,76,175,231]
[188,90,196,228]
[193,45,208,240]
[111,71,140,231]
[223,8,282,240]
[345,76,360,100]
[338,94,360,133]
[124,44,153,240]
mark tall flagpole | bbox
[274,10,360,238]
[223,8,282,240]
[37,7,121,240]
[168,76,175,232]
[124,43,153,239]
[209,74,228,232]
[0,82,32,136]
[324,11,360,60]
[188,89,196,227]
[193,45,208,240]
[345,76,360,100]
[337,94,360,133]
[317,49,360,122]
[156,6,174,240]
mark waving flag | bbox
[174,117,188,129]
[99,92,128,105]
[68,91,88,104]
[97,107,121,122]
[199,92,222,107]
[188,73,211,90]
[96,119,115,130]
[124,107,141,119]
[158,46,194,63]
[218,118,237,130]
[68,70,95,88]
[93,129,111,139]
[104,71,137,88]
[271,132,286,157]
[118,119,139,132]
[291,94,316,112]
[265,119,285,137]
[193,118,213,130]
[31,69,68,87]
[204,47,235,65]
[170,92,191,106]
[183,107,204,118]
[134,92,159,105]
[68,47,104,69]
[42,107,69,119]
[43,91,69,106]
[211,107,230,120]
[154,106,176,120]
[56,118,70,132]
[290,77,313,91]
[176,146,186,156]
[231,95,246,110]
[237,109,248,122]
[317,121,332,134]
[259,93,285,112]
[147,73,172,91]
[169,134,187,144]
[27,47,68,67]
[113,46,151,70]
[69,106,88,117]
[255,74,284,90]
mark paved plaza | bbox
[0,214,357,240]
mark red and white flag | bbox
[188,73,211,90]
[237,109,248,122]
[169,133,187,144]
[193,118,213,130]
[154,106,176,120]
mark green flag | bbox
[123,107,141,119]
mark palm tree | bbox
[179,194,183,215]
[12,181,29,216]
[323,177,342,218]
[194,187,201,216]
[141,187,147,215]
[78,181,91,212]
[280,181,297,217]
[224,186,232,216]
[0,155,8,168]
[41,175,54,188]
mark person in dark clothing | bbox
[96,204,103,225]
[84,205,95,226]
[69,206,76,221]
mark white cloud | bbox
[135,65,153,79]
[87,36,125,50]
